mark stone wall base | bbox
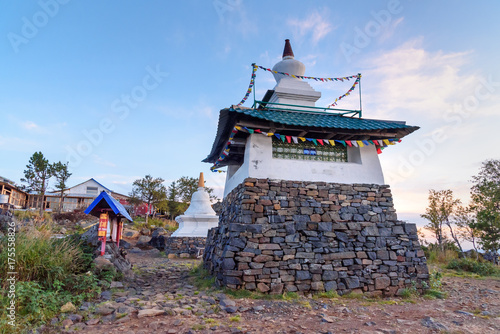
[165,236,206,259]
[203,178,429,296]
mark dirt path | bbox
[61,248,500,334]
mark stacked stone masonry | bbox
[203,178,429,296]
[164,236,206,258]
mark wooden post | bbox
[111,217,118,242]
[98,213,109,256]
[116,219,123,248]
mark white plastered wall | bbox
[224,134,385,197]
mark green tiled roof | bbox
[231,107,414,131]
[203,107,419,163]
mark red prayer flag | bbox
[346,141,352,147]
[317,139,324,146]
[286,136,291,143]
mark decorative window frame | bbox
[272,138,348,162]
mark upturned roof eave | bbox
[202,107,419,164]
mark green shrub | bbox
[0,226,86,288]
[446,258,500,277]
[189,264,216,290]
[13,210,52,223]
[133,218,178,232]
[0,226,101,332]
[421,242,459,264]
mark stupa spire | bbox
[282,39,294,59]
[198,172,205,188]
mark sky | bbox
[1,1,499,242]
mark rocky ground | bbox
[47,240,500,334]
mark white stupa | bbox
[172,173,219,237]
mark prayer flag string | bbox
[236,63,361,107]
[210,125,400,172]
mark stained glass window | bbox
[272,138,348,162]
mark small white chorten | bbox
[172,173,219,237]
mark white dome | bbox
[184,187,216,215]
[272,58,306,84]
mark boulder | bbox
[140,228,151,236]
[136,235,152,249]
[123,228,140,239]
[148,235,167,250]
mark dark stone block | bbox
[404,223,417,234]
[293,215,310,223]
[285,233,300,243]
[224,276,242,285]
[353,214,365,221]
[322,270,338,281]
[229,238,246,249]
[324,280,337,292]
[343,259,354,266]
[247,224,263,234]
[269,215,285,223]
[296,270,312,280]
[343,277,360,289]
[229,223,246,232]
[318,222,332,232]
[222,258,235,270]
[336,231,349,243]
[285,223,296,235]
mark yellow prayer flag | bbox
[267,132,274,137]
[357,140,364,147]
[235,126,242,130]
[383,139,390,145]
[299,137,306,142]
[329,140,335,146]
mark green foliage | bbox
[52,161,72,213]
[313,291,339,299]
[421,242,459,264]
[0,226,102,332]
[399,288,416,299]
[282,292,300,300]
[129,175,167,224]
[229,315,241,322]
[166,176,218,219]
[189,264,216,290]
[13,210,53,223]
[0,226,85,287]
[470,159,500,256]
[446,258,500,277]
[421,189,462,251]
[132,217,178,232]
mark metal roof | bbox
[232,107,415,131]
[84,191,133,222]
[203,107,419,164]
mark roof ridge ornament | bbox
[283,39,294,59]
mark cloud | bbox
[0,135,38,152]
[355,38,500,217]
[92,154,117,168]
[22,121,39,130]
[379,17,405,43]
[361,38,477,120]
[288,11,334,45]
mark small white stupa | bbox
[172,173,219,237]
